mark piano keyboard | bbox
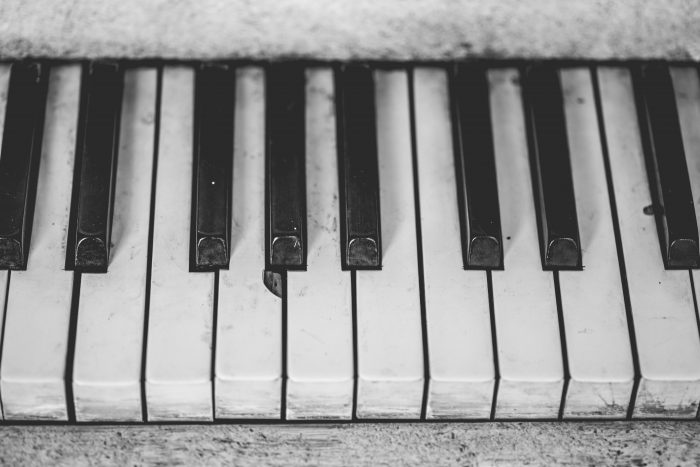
[0,61,700,422]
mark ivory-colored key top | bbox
[216,67,283,419]
[0,64,9,418]
[0,65,80,420]
[355,70,424,419]
[413,67,494,419]
[146,67,215,421]
[286,68,353,419]
[599,67,700,418]
[71,68,157,422]
[490,68,564,419]
[558,68,634,418]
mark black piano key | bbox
[0,62,49,270]
[266,63,306,268]
[633,64,699,269]
[524,65,582,270]
[451,64,503,269]
[67,62,124,273]
[336,64,382,269]
[191,64,234,272]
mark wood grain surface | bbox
[1,422,699,466]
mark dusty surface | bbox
[0,0,698,61]
[0,422,699,465]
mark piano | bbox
[0,59,699,425]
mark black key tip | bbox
[195,236,229,271]
[271,235,303,267]
[263,269,284,298]
[75,237,109,273]
[0,237,24,270]
[545,237,581,269]
[667,238,700,269]
[347,237,380,268]
[467,236,502,269]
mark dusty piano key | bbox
[67,61,124,273]
[558,68,635,418]
[146,66,215,421]
[490,68,564,419]
[215,67,283,419]
[191,64,234,271]
[524,65,582,270]
[598,67,700,418]
[266,63,306,268]
[336,64,382,269]
[286,68,353,419]
[71,68,157,422]
[633,64,699,269]
[0,64,11,419]
[0,62,49,270]
[451,64,503,269]
[0,65,81,420]
[414,67,495,419]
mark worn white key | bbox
[146,67,215,421]
[413,68,494,419]
[216,67,283,419]
[599,67,700,418]
[71,69,157,422]
[0,64,12,420]
[286,68,353,419]
[355,70,424,419]
[0,66,80,420]
[490,68,563,419]
[558,68,635,418]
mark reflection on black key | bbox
[191,64,234,271]
[451,65,503,269]
[633,64,699,269]
[524,65,581,270]
[336,64,381,269]
[266,63,306,268]
[67,62,124,273]
[0,62,48,270]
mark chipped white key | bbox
[146,67,215,421]
[215,67,282,419]
[355,70,424,419]
[0,64,12,420]
[71,68,157,422]
[558,68,635,418]
[490,68,563,419]
[599,67,700,418]
[413,67,494,419]
[286,68,353,419]
[0,66,80,420]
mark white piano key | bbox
[355,70,424,419]
[0,63,11,420]
[71,68,157,422]
[489,68,563,419]
[558,68,635,418]
[286,68,353,419]
[146,67,215,421]
[598,67,700,418]
[215,67,282,419]
[412,67,494,419]
[0,65,80,420]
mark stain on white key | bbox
[558,68,635,418]
[490,68,564,419]
[599,67,700,418]
[146,67,215,421]
[286,68,353,419]
[71,69,157,422]
[216,67,282,419]
[0,66,80,420]
[413,67,494,419]
[355,70,424,419]
[0,64,11,420]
